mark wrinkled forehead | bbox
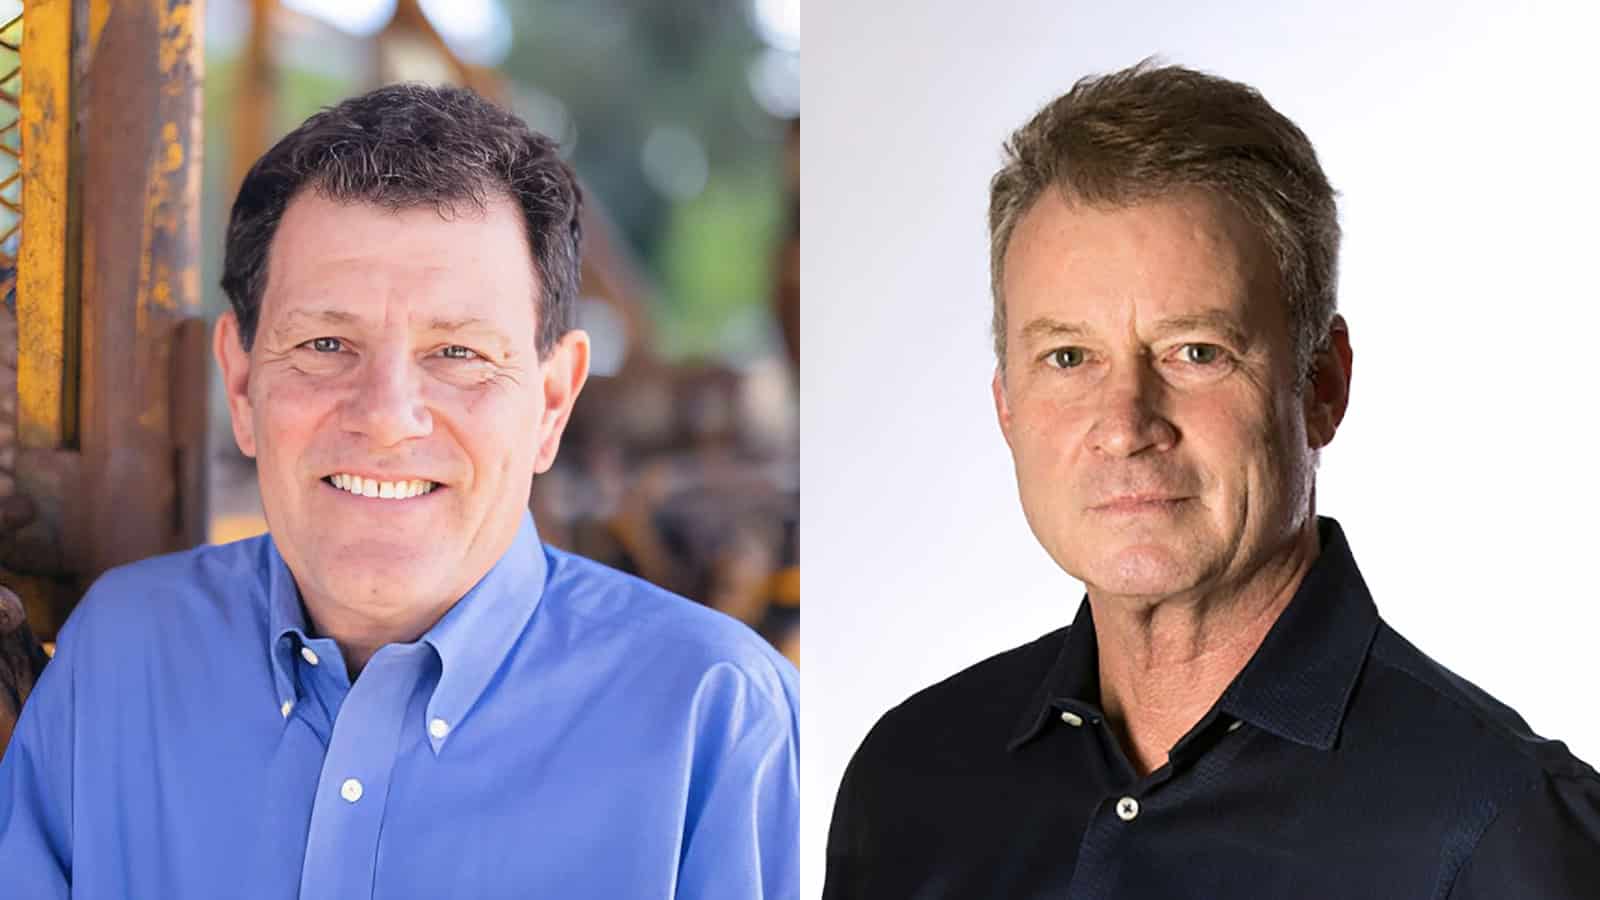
[1003,187,1286,339]
[261,192,540,338]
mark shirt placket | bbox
[1061,703,1245,898]
[298,644,426,900]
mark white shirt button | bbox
[300,646,320,666]
[280,699,294,718]
[1115,796,1140,821]
[340,778,363,803]
[428,717,451,739]
[1059,711,1084,727]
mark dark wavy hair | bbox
[221,82,583,357]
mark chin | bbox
[321,536,452,579]
[325,561,450,611]
[1075,542,1208,599]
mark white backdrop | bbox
[801,0,1600,895]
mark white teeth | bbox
[327,474,438,500]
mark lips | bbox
[1090,495,1191,513]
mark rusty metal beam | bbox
[17,0,75,449]
[231,0,274,192]
[71,0,206,582]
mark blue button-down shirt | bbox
[0,512,799,898]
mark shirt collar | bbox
[1009,516,1379,752]
[1008,597,1101,751]
[418,511,549,750]
[266,537,311,714]
[266,511,550,750]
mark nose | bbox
[341,350,432,446]
[1089,358,1177,458]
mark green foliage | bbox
[657,171,781,358]
[500,0,788,362]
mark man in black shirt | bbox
[824,62,1600,898]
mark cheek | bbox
[1197,393,1306,512]
[1168,394,1272,482]
[1010,392,1091,460]
[432,383,545,477]
[250,376,327,464]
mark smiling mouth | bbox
[322,473,441,500]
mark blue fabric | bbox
[0,512,799,898]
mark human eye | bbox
[439,345,481,361]
[1178,343,1226,365]
[305,337,343,353]
[1163,342,1238,382]
[1043,346,1088,369]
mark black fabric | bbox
[824,518,1600,898]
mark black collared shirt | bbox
[825,519,1600,898]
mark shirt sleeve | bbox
[0,622,75,899]
[1446,768,1600,899]
[821,743,871,900]
[674,659,800,900]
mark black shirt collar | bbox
[1009,517,1380,752]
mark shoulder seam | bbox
[1369,632,1592,781]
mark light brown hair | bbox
[989,61,1340,382]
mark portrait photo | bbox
[0,2,799,896]
[805,0,1600,896]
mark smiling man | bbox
[824,63,1600,898]
[0,84,798,899]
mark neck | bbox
[1090,520,1320,775]
[302,593,456,680]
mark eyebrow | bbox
[274,310,507,336]
[1017,311,1251,347]
[270,308,360,337]
[1145,312,1251,347]
[268,305,515,352]
[1018,317,1091,343]
[424,316,495,333]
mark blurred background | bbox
[0,0,798,680]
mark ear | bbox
[213,311,258,458]
[992,367,1015,450]
[1303,315,1352,450]
[532,329,592,474]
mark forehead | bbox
[262,191,538,335]
[1002,187,1283,335]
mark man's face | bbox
[993,188,1346,601]
[215,192,588,621]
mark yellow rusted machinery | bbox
[1,0,206,642]
[0,0,792,653]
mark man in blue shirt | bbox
[0,83,798,898]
